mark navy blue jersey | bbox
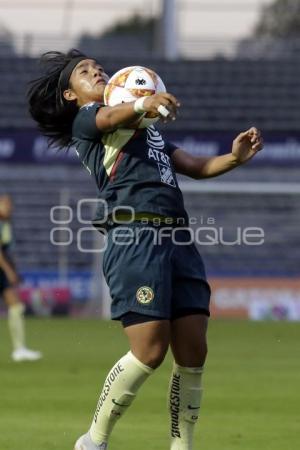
[72,102,188,225]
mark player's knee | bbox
[145,351,167,369]
[3,288,20,307]
[177,341,208,367]
[138,344,168,369]
[201,344,208,366]
[194,341,208,366]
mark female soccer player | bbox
[28,49,263,450]
[0,195,42,361]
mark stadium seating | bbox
[184,189,300,277]
[1,56,300,130]
[0,164,93,269]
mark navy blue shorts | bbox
[0,268,10,295]
[103,223,211,321]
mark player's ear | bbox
[63,89,77,102]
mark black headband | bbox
[58,56,87,92]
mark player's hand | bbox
[232,127,264,164]
[143,93,180,122]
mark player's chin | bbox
[96,83,106,97]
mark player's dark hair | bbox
[27,49,87,149]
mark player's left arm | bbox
[171,127,263,179]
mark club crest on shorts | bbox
[136,286,154,304]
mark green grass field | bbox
[0,318,299,450]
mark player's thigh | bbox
[170,314,209,367]
[124,319,171,369]
[2,286,20,306]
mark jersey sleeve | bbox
[72,102,102,141]
[164,141,178,156]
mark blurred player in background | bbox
[0,195,42,362]
[28,50,263,450]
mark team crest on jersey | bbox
[136,286,154,305]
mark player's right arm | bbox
[95,93,180,132]
[0,250,19,285]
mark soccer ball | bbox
[104,66,166,128]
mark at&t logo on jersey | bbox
[147,126,177,188]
